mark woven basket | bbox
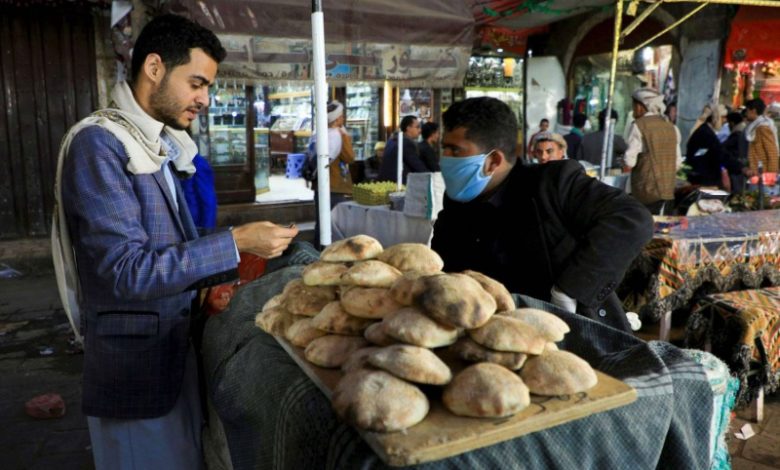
[353,185,392,205]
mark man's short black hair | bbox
[572,113,587,128]
[598,108,619,130]
[400,115,418,132]
[443,97,517,164]
[422,121,439,140]
[130,14,226,84]
[540,118,549,125]
[746,98,766,115]
[727,111,743,127]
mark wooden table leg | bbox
[750,386,765,423]
[659,310,672,342]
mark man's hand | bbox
[231,221,299,259]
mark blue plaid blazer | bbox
[62,126,238,419]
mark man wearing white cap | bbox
[624,87,682,214]
[531,131,567,164]
[311,100,355,247]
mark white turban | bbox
[632,87,666,115]
[327,100,344,124]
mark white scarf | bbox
[745,114,778,144]
[51,81,199,341]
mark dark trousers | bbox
[312,190,351,249]
[644,199,674,215]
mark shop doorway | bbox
[0,6,98,239]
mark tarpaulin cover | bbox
[725,6,780,65]
[202,246,714,469]
[166,0,474,87]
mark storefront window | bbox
[570,45,674,137]
[346,84,380,160]
[464,56,524,148]
[398,88,433,124]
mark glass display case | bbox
[254,127,270,195]
[268,86,312,132]
[398,87,433,124]
[201,83,257,203]
[346,84,380,160]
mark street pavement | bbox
[0,269,93,470]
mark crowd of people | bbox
[526,89,780,215]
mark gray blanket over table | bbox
[202,262,713,470]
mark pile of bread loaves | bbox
[255,235,598,433]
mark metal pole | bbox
[621,1,663,40]
[600,0,625,180]
[663,0,780,6]
[632,3,709,52]
[397,128,403,191]
[312,0,331,246]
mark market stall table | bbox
[201,265,716,469]
[619,210,780,341]
[331,200,435,247]
[686,286,780,412]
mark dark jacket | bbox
[723,128,746,175]
[685,124,725,186]
[576,131,628,167]
[432,160,653,332]
[564,132,583,160]
[378,135,427,183]
[418,140,440,172]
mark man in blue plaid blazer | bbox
[56,14,298,469]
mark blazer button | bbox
[598,308,607,317]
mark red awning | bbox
[725,6,780,65]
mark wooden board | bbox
[276,337,637,467]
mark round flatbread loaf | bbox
[413,273,496,329]
[302,261,350,286]
[364,322,399,346]
[383,307,458,348]
[262,294,284,312]
[468,315,547,354]
[282,281,337,316]
[340,286,403,319]
[321,235,383,262]
[544,342,559,352]
[340,260,403,288]
[389,271,430,306]
[341,346,381,373]
[332,369,429,432]
[443,363,530,418]
[520,350,598,396]
[311,301,375,335]
[255,307,298,336]
[304,335,369,368]
[449,337,528,370]
[501,308,570,342]
[285,318,328,347]
[462,270,516,313]
[377,243,444,273]
[367,345,452,385]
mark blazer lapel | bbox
[174,176,199,240]
[152,166,187,239]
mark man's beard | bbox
[149,76,190,130]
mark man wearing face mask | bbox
[431,97,653,332]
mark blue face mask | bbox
[439,152,493,202]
